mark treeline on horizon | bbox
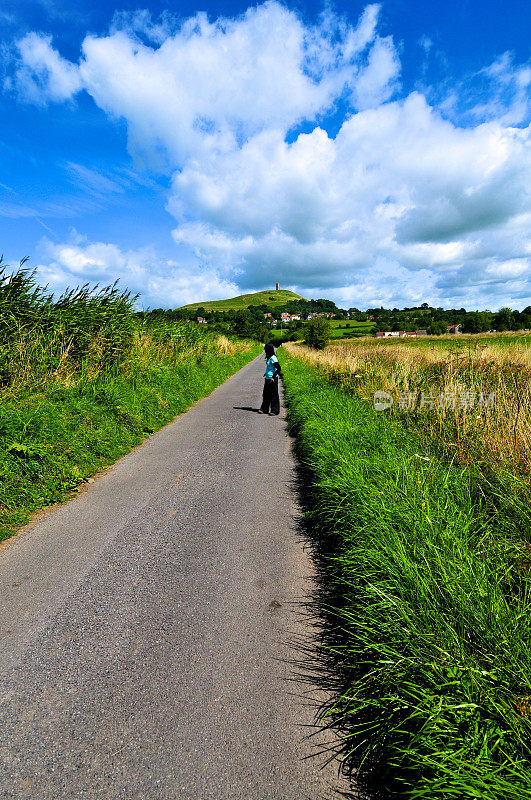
[2,257,529,345]
[144,297,531,339]
[141,298,337,341]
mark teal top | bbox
[264,355,279,379]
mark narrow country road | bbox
[0,356,349,800]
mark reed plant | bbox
[0,263,259,540]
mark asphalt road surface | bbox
[0,355,350,800]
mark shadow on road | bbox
[233,405,262,413]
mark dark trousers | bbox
[261,377,280,414]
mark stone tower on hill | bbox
[275,282,280,290]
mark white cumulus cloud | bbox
[36,235,239,308]
[13,32,83,104]
[9,2,531,308]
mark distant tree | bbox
[493,307,516,331]
[462,311,493,333]
[232,310,252,336]
[256,323,270,342]
[518,307,531,329]
[429,320,448,335]
[304,316,330,349]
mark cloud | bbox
[63,162,162,197]
[438,51,531,127]
[475,53,531,126]
[35,235,240,308]
[13,33,82,104]
[351,35,400,109]
[9,3,531,309]
[109,9,180,45]
[64,163,126,196]
[12,3,398,162]
[170,93,530,301]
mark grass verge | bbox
[0,344,260,542]
[282,349,531,800]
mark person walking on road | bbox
[260,343,282,415]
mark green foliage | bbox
[428,319,448,335]
[172,290,340,341]
[494,307,517,332]
[0,262,260,540]
[282,352,531,800]
[0,262,137,387]
[150,289,531,341]
[462,311,494,334]
[304,316,330,349]
[0,345,259,541]
[365,304,531,336]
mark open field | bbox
[269,319,374,338]
[179,289,304,312]
[337,331,531,348]
[329,318,373,328]
[285,338,531,474]
[328,319,375,338]
[281,340,531,799]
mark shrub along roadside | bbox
[0,344,260,542]
[282,350,531,800]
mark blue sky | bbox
[0,0,529,309]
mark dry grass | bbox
[122,329,251,375]
[284,340,531,475]
[334,330,531,346]
[2,322,253,397]
[214,334,251,355]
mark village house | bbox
[196,317,207,324]
[264,312,272,319]
[376,329,428,338]
[448,324,462,334]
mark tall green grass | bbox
[0,262,137,390]
[0,264,260,541]
[282,351,531,799]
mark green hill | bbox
[180,289,305,312]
